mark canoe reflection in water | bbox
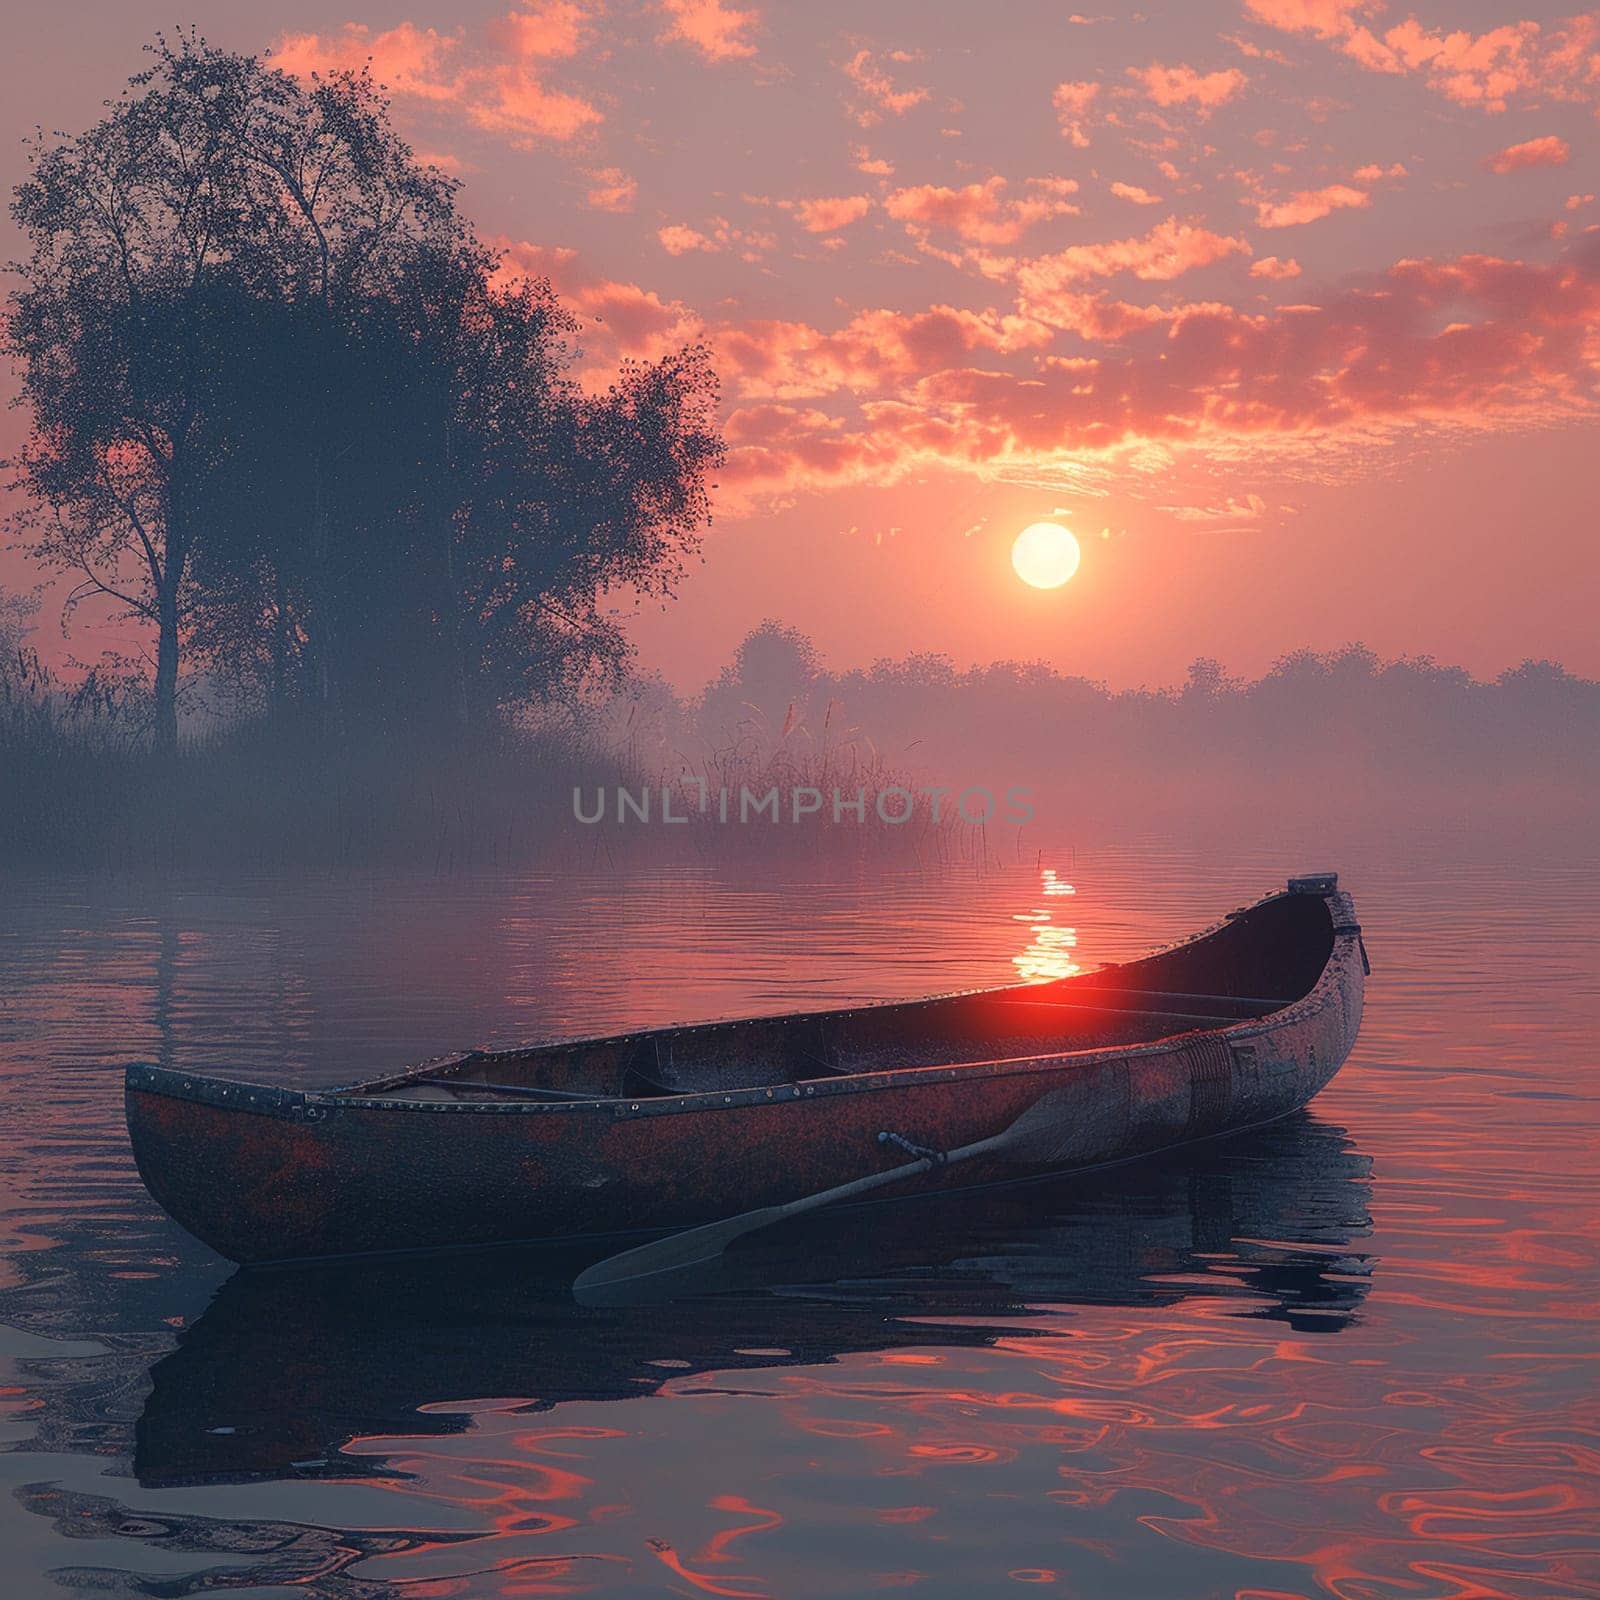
[135,1110,1373,1489]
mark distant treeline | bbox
[3,608,1595,865]
[613,622,1600,824]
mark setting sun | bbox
[1011,523,1081,590]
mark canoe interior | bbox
[343,887,1337,1107]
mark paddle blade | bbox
[572,1204,786,1303]
[571,1076,1120,1305]
[986,1073,1127,1167]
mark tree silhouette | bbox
[6,33,723,747]
[8,60,224,748]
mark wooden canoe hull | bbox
[124,884,1365,1265]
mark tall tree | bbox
[434,286,724,725]
[186,262,724,735]
[202,45,479,731]
[8,34,724,748]
[6,45,240,750]
[4,33,472,747]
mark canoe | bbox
[134,1117,1371,1485]
[124,872,1367,1266]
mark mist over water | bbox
[0,820,1595,1596]
[8,618,1596,872]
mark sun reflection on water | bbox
[1012,867,1081,983]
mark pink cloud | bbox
[1379,19,1539,108]
[716,405,909,500]
[1246,5,1600,113]
[414,149,472,174]
[657,217,775,260]
[659,0,759,63]
[1251,255,1303,278]
[1242,0,1372,35]
[1485,135,1572,174]
[1002,290,1210,342]
[273,19,601,143]
[1017,218,1251,316]
[1053,80,1102,147]
[585,167,638,212]
[886,176,1080,246]
[1127,61,1248,111]
[787,195,874,233]
[843,48,931,126]
[495,239,703,364]
[739,245,1600,496]
[714,305,1054,400]
[469,66,602,141]
[273,22,460,97]
[1110,182,1163,205]
[689,232,1600,501]
[1256,183,1370,228]
[493,3,591,60]
[658,224,714,256]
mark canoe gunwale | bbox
[123,880,1357,1127]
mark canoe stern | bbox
[125,1067,342,1264]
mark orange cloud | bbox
[1485,135,1572,174]
[787,195,874,233]
[659,0,759,62]
[1127,61,1248,111]
[843,48,931,126]
[1256,183,1370,228]
[1251,255,1303,278]
[886,176,1080,246]
[1110,182,1163,205]
[1053,80,1101,147]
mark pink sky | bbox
[3,1,1598,689]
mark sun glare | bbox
[1011,522,1081,590]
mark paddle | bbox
[571,1085,1087,1303]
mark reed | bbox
[0,658,976,871]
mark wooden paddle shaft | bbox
[572,1091,1075,1295]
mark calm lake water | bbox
[0,825,1596,1598]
